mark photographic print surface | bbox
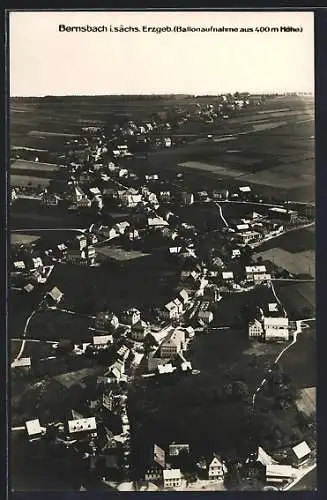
[9,10,316,492]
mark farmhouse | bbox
[263,316,289,342]
[131,320,149,341]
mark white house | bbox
[248,319,264,339]
[163,469,182,489]
[208,456,225,481]
[25,419,44,441]
[161,301,180,320]
[263,317,289,342]
[266,464,295,484]
[67,417,97,436]
[292,441,311,464]
[121,307,141,326]
[92,335,113,348]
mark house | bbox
[117,345,130,361]
[222,271,234,283]
[173,297,184,314]
[13,260,26,272]
[42,193,60,206]
[157,363,175,375]
[231,248,241,259]
[169,443,190,457]
[163,469,182,489]
[25,419,44,442]
[92,335,113,349]
[263,317,289,342]
[252,272,272,285]
[245,265,267,282]
[95,312,119,332]
[12,356,32,372]
[148,217,169,228]
[74,185,86,203]
[73,234,87,251]
[131,320,149,341]
[291,441,311,465]
[266,464,296,484]
[235,230,261,245]
[105,360,125,382]
[114,221,130,235]
[32,257,43,270]
[145,464,163,482]
[67,417,97,437]
[100,226,119,240]
[121,192,143,208]
[239,185,251,194]
[121,307,141,326]
[159,328,185,358]
[46,286,63,305]
[212,188,229,201]
[181,192,194,205]
[178,289,189,305]
[208,456,225,481]
[145,174,159,182]
[24,283,35,294]
[248,319,264,340]
[158,191,171,202]
[268,207,298,223]
[161,301,180,321]
[236,223,250,232]
[197,302,213,325]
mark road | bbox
[11,309,39,365]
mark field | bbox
[96,246,151,262]
[274,282,315,319]
[11,175,51,188]
[258,226,316,253]
[279,327,316,389]
[11,159,60,173]
[256,248,315,278]
[11,232,41,245]
[296,387,316,417]
[25,309,92,343]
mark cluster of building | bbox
[248,302,290,342]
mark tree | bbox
[56,339,74,356]
[233,381,250,401]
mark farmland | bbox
[278,327,316,390]
[11,95,314,202]
[11,159,60,173]
[274,282,315,319]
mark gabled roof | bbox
[292,441,311,459]
[163,468,181,480]
[209,456,223,468]
[93,335,113,345]
[47,286,63,301]
[25,419,42,436]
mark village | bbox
[10,93,316,492]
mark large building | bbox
[159,328,185,358]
